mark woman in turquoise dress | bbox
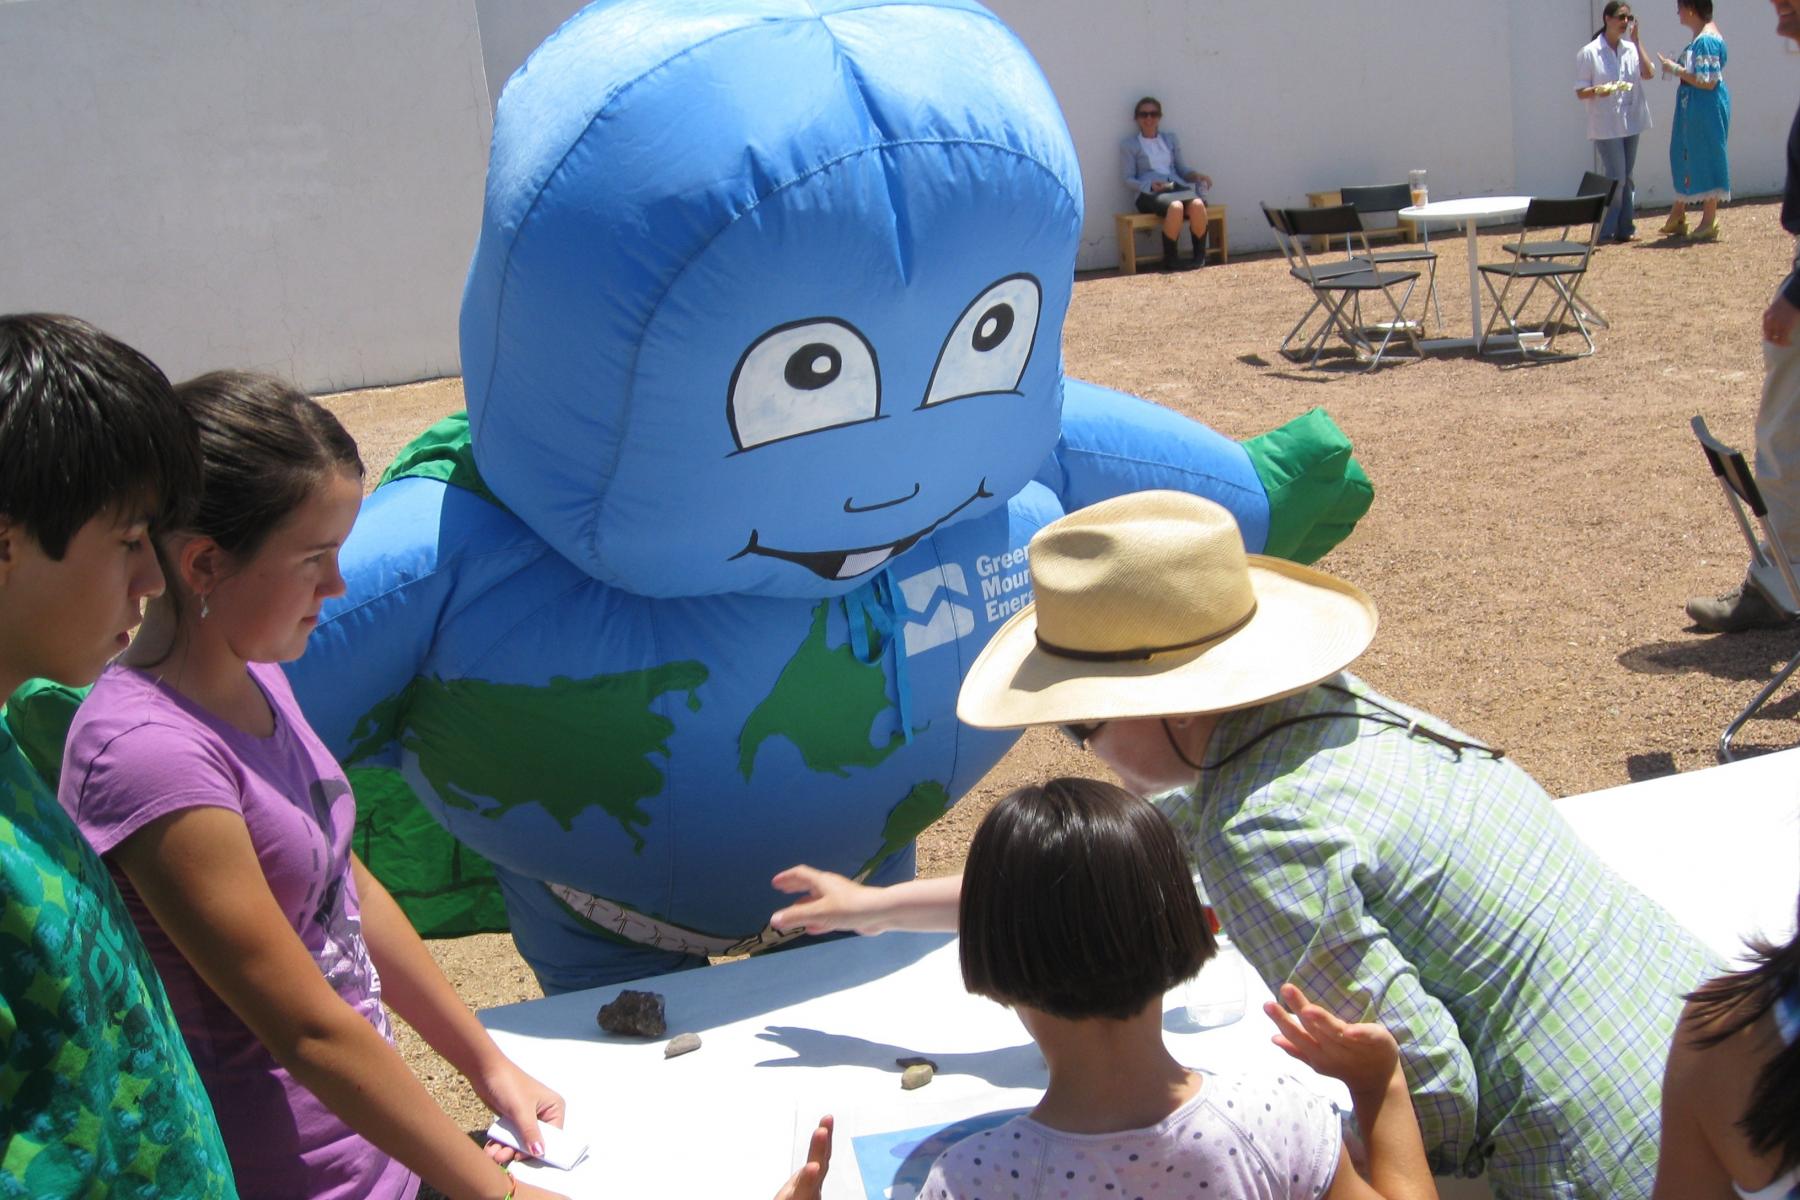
[1658,0,1730,240]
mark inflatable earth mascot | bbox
[284,0,1373,991]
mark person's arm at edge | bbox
[1632,28,1656,78]
[352,855,563,1163]
[113,808,565,1200]
[769,865,960,935]
[1265,983,1436,1200]
[1650,1000,1754,1200]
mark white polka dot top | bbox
[919,1070,1340,1199]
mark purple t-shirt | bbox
[60,661,418,1200]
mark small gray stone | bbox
[900,1063,935,1090]
[664,1032,702,1059]
[596,989,667,1038]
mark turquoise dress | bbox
[1670,31,1730,200]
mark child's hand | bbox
[771,866,885,935]
[475,1058,565,1164]
[1264,982,1401,1100]
[773,1115,833,1200]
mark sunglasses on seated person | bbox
[1135,109,1161,119]
[1060,721,1107,750]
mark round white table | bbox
[1399,196,1531,351]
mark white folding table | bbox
[1398,196,1532,352]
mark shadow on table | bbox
[482,931,948,1039]
[753,1024,1045,1090]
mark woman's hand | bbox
[773,1115,833,1200]
[473,1059,565,1165]
[1264,982,1402,1101]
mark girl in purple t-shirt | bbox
[60,373,569,1200]
[916,779,1437,1200]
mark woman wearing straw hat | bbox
[773,490,1713,1200]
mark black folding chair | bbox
[1477,193,1607,358]
[1499,171,1617,329]
[1274,205,1422,370]
[1692,415,1800,760]
[1262,202,1377,361]
[1338,183,1442,333]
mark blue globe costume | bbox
[282,0,1374,991]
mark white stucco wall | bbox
[5,1,1799,392]
[0,0,493,392]
[475,0,1800,268]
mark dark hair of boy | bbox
[0,313,198,558]
[1684,891,1800,1174]
[959,777,1214,1021]
[173,370,364,562]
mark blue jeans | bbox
[1594,134,1639,239]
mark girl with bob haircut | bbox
[1652,891,1800,1198]
[59,371,572,1200]
[919,778,1437,1200]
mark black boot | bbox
[1189,229,1209,269]
[1159,234,1180,272]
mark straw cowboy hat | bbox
[957,490,1377,728]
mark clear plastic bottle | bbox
[1184,877,1245,1028]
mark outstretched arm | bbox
[770,866,961,935]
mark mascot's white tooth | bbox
[837,548,893,578]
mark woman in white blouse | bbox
[1576,1,1657,242]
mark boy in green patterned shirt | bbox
[0,314,236,1198]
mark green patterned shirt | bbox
[1169,674,1716,1200]
[0,715,236,1198]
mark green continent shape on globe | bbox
[347,662,708,854]
[738,600,908,780]
[855,780,952,878]
[344,764,509,937]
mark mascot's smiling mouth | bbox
[732,480,992,580]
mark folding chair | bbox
[1691,415,1800,760]
[1262,202,1374,362]
[1337,183,1442,332]
[1275,204,1422,370]
[1476,193,1607,358]
[1499,171,1617,329]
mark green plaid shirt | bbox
[1168,674,1715,1200]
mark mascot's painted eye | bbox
[729,318,880,451]
[923,274,1041,407]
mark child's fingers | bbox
[771,864,824,894]
[1262,999,1315,1050]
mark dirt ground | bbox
[319,198,1800,1137]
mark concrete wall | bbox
[475,0,1800,268]
[5,1,1798,393]
[0,0,493,392]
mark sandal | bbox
[1658,212,1688,237]
[1689,221,1721,242]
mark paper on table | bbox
[812,1092,1032,1200]
[486,1116,592,1172]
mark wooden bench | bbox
[1304,190,1417,253]
[1114,204,1229,275]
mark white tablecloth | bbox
[480,748,1800,1198]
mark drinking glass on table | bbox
[1408,169,1429,208]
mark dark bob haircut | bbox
[959,777,1215,1021]
[0,313,198,559]
[1677,0,1713,19]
